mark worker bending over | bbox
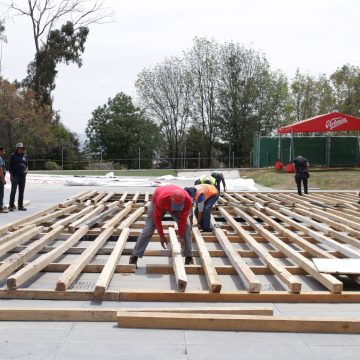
[129,185,194,266]
[194,172,227,193]
[186,184,219,232]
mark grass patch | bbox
[30,169,177,177]
[241,168,360,190]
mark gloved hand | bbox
[160,235,168,249]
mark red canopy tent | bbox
[277,111,360,134]
[274,112,360,171]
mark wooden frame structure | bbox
[1,190,360,303]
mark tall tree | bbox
[330,64,360,116]
[136,57,194,168]
[8,0,111,105]
[185,38,220,167]
[0,19,7,77]
[86,93,160,169]
[218,42,289,161]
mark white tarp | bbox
[12,172,256,191]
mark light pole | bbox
[100,147,103,163]
[61,147,64,169]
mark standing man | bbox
[0,146,8,213]
[129,185,194,266]
[187,184,219,232]
[9,143,28,211]
[293,155,309,196]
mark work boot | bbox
[18,206,27,211]
[8,205,16,211]
[129,255,138,268]
[185,256,194,265]
[0,206,8,213]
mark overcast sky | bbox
[1,0,359,134]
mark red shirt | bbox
[152,185,192,237]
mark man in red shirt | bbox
[129,185,193,266]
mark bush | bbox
[45,161,62,170]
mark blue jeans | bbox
[195,194,219,230]
[133,203,192,257]
[0,182,4,207]
[9,175,26,207]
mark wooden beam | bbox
[0,306,273,322]
[132,192,140,204]
[101,206,132,230]
[76,190,97,203]
[243,208,343,294]
[213,223,261,293]
[91,191,107,204]
[192,228,222,293]
[0,226,64,281]
[0,224,37,246]
[0,226,43,258]
[0,204,59,234]
[119,192,128,203]
[7,225,89,289]
[49,205,95,230]
[168,227,187,292]
[78,206,119,229]
[118,207,145,230]
[94,228,130,297]
[97,192,115,205]
[68,205,105,232]
[218,207,301,293]
[117,312,360,333]
[56,227,115,291]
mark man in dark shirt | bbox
[8,143,28,211]
[293,155,309,196]
[210,172,227,193]
[0,146,8,213]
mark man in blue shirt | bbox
[0,146,8,213]
[8,143,28,211]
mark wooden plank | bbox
[0,204,59,234]
[117,312,360,333]
[94,228,130,297]
[101,206,132,230]
[68,205,105,232]
[218,208,301,293]
[0,226,43,257]
[120,192,128,203]
[213,225,261,293]
[0,224,37,246]
[132,192,140,204]
[56,227,115,291]
[258,206,334,259]
[78,206,119,228]
[97,192,115,205]
[145,264,306,276]
[76,190,97,203]
[91,191,107,204]
[7,225,89,289]
[244,208,343,294]
[192,228,222,293]
[168,227,187,292]
[118,207,145,230]
[0,306,273,322]
[49,205,95,230]
[0,226,64,281]
[278,207,360,258]
[22,205,78,227]
[144,192,150,203]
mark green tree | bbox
[330,64,360,116]
[23,22,89,105]
[86,93,160,169]
[8,0,111,106]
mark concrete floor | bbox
[0,180,360,360]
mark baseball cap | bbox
[16,143,25,149]
[170,189,185,211]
